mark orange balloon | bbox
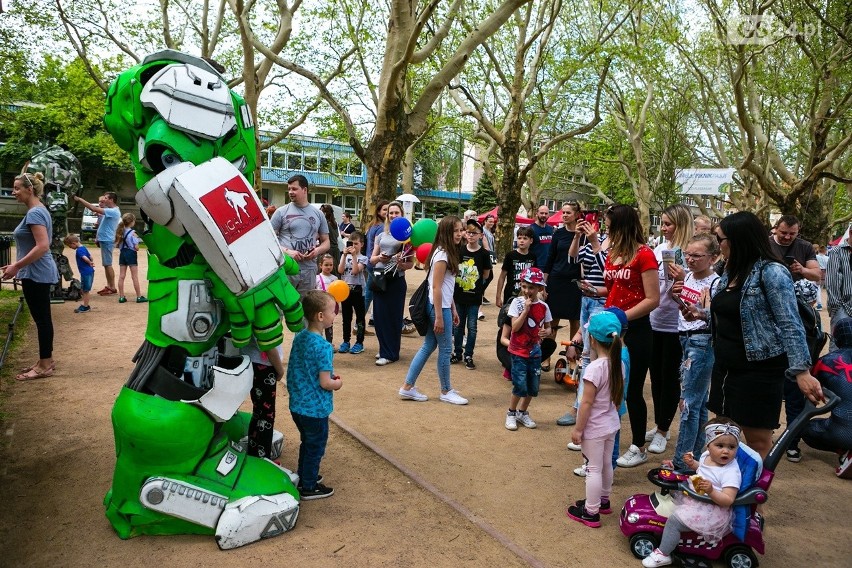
[327,279,350,303]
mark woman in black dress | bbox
[542,201,582,370]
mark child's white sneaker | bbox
[642,548,672,567]
[516,410,537,429]
[616,444,648,468]
[648,432,668,454]
[505,410,518,431]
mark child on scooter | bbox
[642,418,743,567]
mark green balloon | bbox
[410,218,438,246]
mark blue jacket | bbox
[713,259,811,380]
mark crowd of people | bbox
[5,172,850,535]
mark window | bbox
[271,151,286,168]
[287,151,302,170]
[310,192,328,204]
[319,156,334,173]
[303,153,318,172]
[650,214,661,229]
[260,150,270,167]
[705,197,712,208]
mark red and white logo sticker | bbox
[199,176,264,245]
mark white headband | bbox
[705,423,741,446]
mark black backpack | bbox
[759,263,827,362]
[408,274,431,336]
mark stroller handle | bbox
[764,387,838,473]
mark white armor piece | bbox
[170,158,284,294]
[160,280,222,344]
[215,493,300,550]
[187,354,254,422]
[140,473,300,551]
[136,161,194,236]
[140,63,236,141]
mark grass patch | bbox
[0,289,29,417]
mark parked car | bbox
[81,211,98,239]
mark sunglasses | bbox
[715,234,728,244]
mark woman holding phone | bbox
[541,201,582,371]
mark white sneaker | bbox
[376,357,394,366]
[505,410,518,430]
[645,427,671,443]
[642,548,673,567]
[399,387,428,402]
[440,389,469,405]
[648,432,668,454]
[566,442,582,451]
[616,444,648,468]
[573,463,588,477]
[516,411,537,429]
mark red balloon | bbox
[415,243,432,264]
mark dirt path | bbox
[1,249,850,567]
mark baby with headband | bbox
[642,417,743,567]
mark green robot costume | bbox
[102,50,304,549]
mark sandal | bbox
[15,367,55,381]
[19,362,56,374]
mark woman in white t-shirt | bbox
[399,216,468,405]
[646,204,693,456]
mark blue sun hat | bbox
[588,311,622,344]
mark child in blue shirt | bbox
[287,289,343,500]
[63,233,95,313]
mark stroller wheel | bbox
[724,545,758,568]
[629,532,658,559]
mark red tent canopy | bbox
[477,206,534,225]
[545,211,564,226]
[830,234,844,246]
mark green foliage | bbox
[0,57,127,175]
[469,175,497,212]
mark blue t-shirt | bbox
[76,246,95,276]
[14,206,59,283]
[97,207,121,243]
[287,329,334,418]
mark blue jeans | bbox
[405,303,453,392]
[290,412,329,490]
[672,334,713,469]
[511,344,542,397]
[453,301,480,357]
[574,296,605,411]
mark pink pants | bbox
[581,431,616,514]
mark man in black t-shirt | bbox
[769,215,821,283]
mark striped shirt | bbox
[577,235,607,287]
[826,241,852,318]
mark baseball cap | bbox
[588,311,621,344]
[603,306,628,332]
[520,267,546,287]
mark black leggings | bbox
[650,330,683,432]
[21,279,54,359]
[624,316,653,448]
[341,285,366,343]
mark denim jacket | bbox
[712,259,811,380]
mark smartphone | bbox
[575,280,599,297]
[784,255,796,266]
[584,212,598,224]
[346,240,353,248]
[672,294,689,309]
